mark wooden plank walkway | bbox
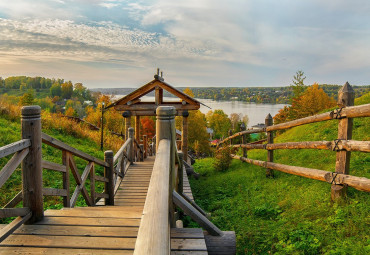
[0,156,207,254]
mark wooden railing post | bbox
[122,111,131,140]
[143,135,148,158]
[156,106,176,227]
[21,106,43,223]
[332,82,354,200]
[104,150,114,205]
[62,151,71,207]
[139,144,144,161]
[265,113,274,178]
[178,151,184,195]
[240,123,247,158]
[181,110,189,161]
[128,127,135,164]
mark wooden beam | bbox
[68,157,93,206]
[232,155,370,192]
[43,188,68,197]
[0,148,29,189]
[3,191,23,208]
[114,103,199,111]
[42,160,66,173]
[135,116,140,143]
[0,212,32,243]
[0,139,30,159]
[42,133,108,167]
[155,87,163,105]
[0,208,30,218]
[173,191,223,236]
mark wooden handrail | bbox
[113,138,131,162]
[41,132,108,167]
[134,139,171,255]
[0,139,31,159]
[224,140,370,153]
[219,104,370,145]
[232,155,370,192]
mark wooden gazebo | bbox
[107,71,205,159]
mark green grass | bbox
[0,115,107,222]
[189,95,370,254]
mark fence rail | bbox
[217,83,370,200]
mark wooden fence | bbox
[0,105,138,242]
[217,83,370,200]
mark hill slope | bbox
[190,94,370,254]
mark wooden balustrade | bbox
[1,105,139,243]
[217,83,370,200]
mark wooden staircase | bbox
[0,157,208,254]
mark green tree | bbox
[19,89,35,106]
[290,70,306,100]
[188,110,210,154]
[206,109,231,139]
[61,81,73,99]
[50,83,62,97]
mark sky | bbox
[0,0,369,88]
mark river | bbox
[113,95,286,127]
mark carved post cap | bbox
[265,113,273,126]
[338,82,355,107]
[178,151,184,160]
[128,127,134,138]
[156,106,176,119]
[104,150,114,158]
[21,105,41,118]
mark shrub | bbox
[214,146,232,172]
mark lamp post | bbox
[100,102,105,151]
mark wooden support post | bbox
[90,163,95,206]
[62,151,70,207]
[181,111,189,161]
[135,116,140,143]
[21,106,43,223]
[265,113,274,177]
[139,144,144,162]
[104,150,114,205]
[123,111,131,141]
[178,151,184,194]
[128,127,135,164]
[332,82,354,200]
[155,87,163,105]
[156,106,176,227]
[143,135,148,158]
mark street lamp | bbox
[100,102,105,151]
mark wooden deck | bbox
[0,156,208,254]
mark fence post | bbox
[265,113,274,178]
[21,106,43,223]
[104,150,114,205]
[143,135,148,158]
[240,123,247,158]
[128,127,135,164]
[331,82,354,200]
[156,106,176,227]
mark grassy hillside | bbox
[189,95,370,254]
[0,112,120,222]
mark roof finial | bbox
[157,68,160,75]
[161,71,163,78]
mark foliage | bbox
[206,109,231,139]
[188,110,210,154]
[183,87,195,97]
[141,117,155,138]
[214,147,232,172]
[274,83,336,125]
[290,70,306,100]
[61,81,73,99]
[50,83,62,97]
[19,89,35,106]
